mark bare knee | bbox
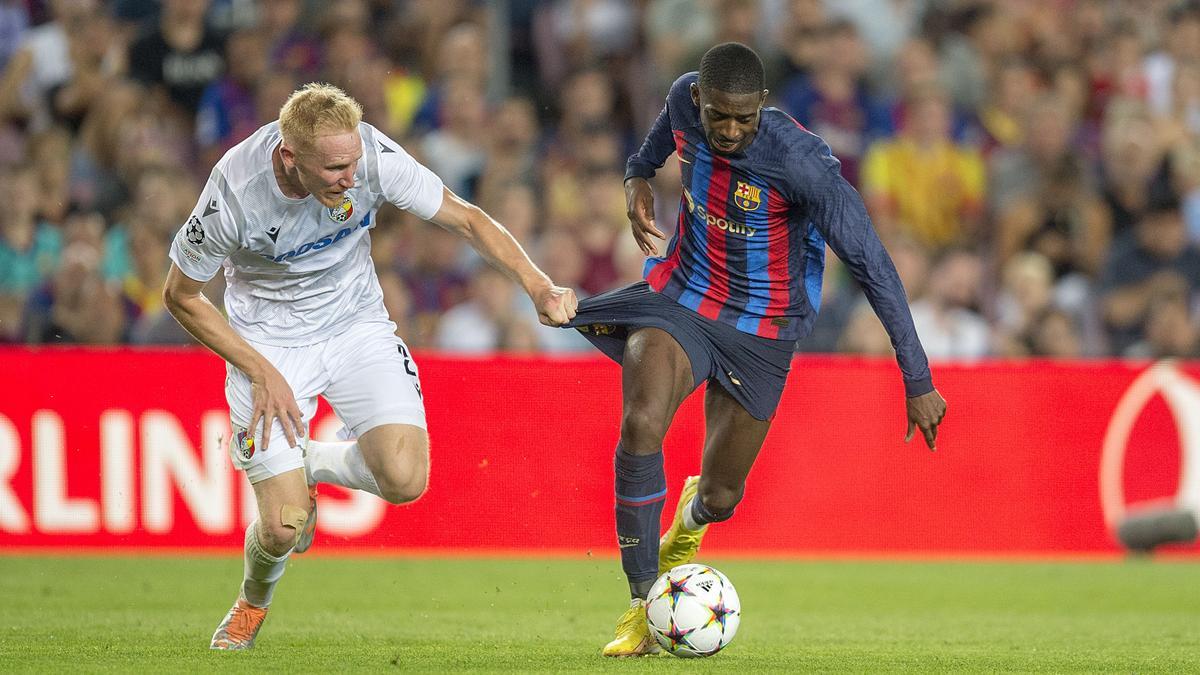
[257,518,302,556]
[620,408,669,455]
[375,460,428,504]
[699,480,744,515]
[372,435,429,504]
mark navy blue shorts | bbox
[566,282,795,420]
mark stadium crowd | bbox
[2,0,1200,360]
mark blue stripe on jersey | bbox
[803,222,826,312]
[736,176,773,333]
[683,145,715,305]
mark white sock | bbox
[681,497,705,532]
[305,439,382,498]
[241,521,290,608]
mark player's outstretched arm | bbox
[905,389,947,451]
[429,187,578,326]
[625,177,665,256]
[162,264,305,450]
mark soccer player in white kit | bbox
[163,83,578,650]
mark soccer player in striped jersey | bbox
[566,43,948,657]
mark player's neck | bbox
[272,143,310,200]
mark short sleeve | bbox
[370,128,445,220]
[169,172,241,282]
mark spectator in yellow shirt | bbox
[862,86,986,251]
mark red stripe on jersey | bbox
[783,111,808,132]
[646,131,692,292]
[756,189,793,338]
[696,154,733,321]
[647,207,686,291]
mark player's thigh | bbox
[225,347,322,484]
[322,322,426,438]
[699,383,772,508]
[357,423,430,501]
[621,328,697,441]
[249,467,311,554]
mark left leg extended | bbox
[659,383,771,572]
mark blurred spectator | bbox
[120,223,171,342]
[127,0,226,123]
[1098,98,1173,240]
[773,0,827,82]
[993,251,1055,357]
[1026,307,1085,359]
[937,2,1023,110]
[778,18,892,185]
[22,212,125,344]
[0,1,30,72]
[260,0,322,80]
[434,265,538,353]
[993,144,1111,283]
[532,0,637,91]
[862,85,985,251]
[195,27,269,168]
[908,248,991,359]
[399,224,471,344]
[420,77,488,200]
[475,97,541,210]
[0,0,104,133]
[408,21,489,134]
[0,165,61,341]
[1124,295,1199,359]
[975,58,1039,157]
[1144,0,1200,117]
[1100,186,1200,354]
[526,228,593,352]
[103,165,193,282]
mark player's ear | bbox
[759,89,769,108]
[279,141,296,168]
[691,82,701,107]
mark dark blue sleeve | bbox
[624,74,692,182]
[791,142,934,397]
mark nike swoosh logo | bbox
[728,371,742,386]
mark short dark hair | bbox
[698,42,765,95]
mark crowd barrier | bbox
[1,348,1196,556]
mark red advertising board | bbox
[0,348,1196,556]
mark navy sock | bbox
[614,445,666,598]
[690,493,736,526]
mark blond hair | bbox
[278,83,363,153]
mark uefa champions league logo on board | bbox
[1101,361,1200,551]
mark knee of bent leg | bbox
[258,513,304,555]
[699,480,744,516]
[374,437,429,505]
[620,408,669,454]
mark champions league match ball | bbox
[645,564,741,658]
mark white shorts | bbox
[226,320,426,483]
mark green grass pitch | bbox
[1,554,1198,672]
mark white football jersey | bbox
[169,121,444,346]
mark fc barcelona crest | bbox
[734,181,762,211]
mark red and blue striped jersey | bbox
[626,73,932,396]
